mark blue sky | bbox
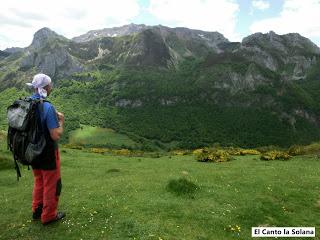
[236,0,284,38]
[132,0,284,38]
[1,0,320,50]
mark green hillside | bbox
[1,58,320,149]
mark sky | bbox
[1,0,320,50]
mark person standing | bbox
[26,73,66,225]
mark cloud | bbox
[250,0,320,45]
[148,0,240,41]
[0,14,33,28]
[252,0,270,10]
[9,8,48,21]
[0,0,141,49]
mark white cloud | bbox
[252,0,270,10]
[0,0,140,50]
[250,0,320,45]
[148,0,241,41]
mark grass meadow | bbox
[0,142,319,240]
[68,126,140,149]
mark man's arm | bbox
[50,112,64,141]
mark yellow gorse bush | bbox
[302,142,320,155]
[225,147,260,156]
[172,150,190,155]
[288,145,304,156]
[192,148,204,155]
[287,143,320,156]
[197,148,232,163]
[89,148,146,157]
[90,148,109,154]
[113,149,132,156]
[239,149,260,155]
[260,150,291,161]
[225,224,241,235]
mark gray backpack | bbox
[7,97,47,180]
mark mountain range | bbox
[1,24,320,149]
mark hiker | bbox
[26,73,66,225]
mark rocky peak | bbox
[242,31,320,54]
[30,27,68,49]
[282,33,320,54]
[173,27,229,51]
[72,23,148,42]
[18,27,82,78]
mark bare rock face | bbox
[72,23,149,42]
[123,29,172,67]
[0,50,11,60]
[240,31,320,80]
[30,28,68,50]
[19,28,84,78]
[35,47,83,77]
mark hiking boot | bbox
[42,212,66,225]
[32,204,43,220]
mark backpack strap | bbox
[14,156,22,181]
[7,127,12,151]
[12,133,22,181]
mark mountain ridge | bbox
[1,24,320,148]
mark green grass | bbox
[68,125,140,149]
[0,148,319,240]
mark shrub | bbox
[288,145,304,156]
[90,148,109,154]
[172,149,190,156]
[303,142,320,155]
[192,148,204,155]
[260,151,291,161]
[239,149,261,155]
[167,178,199,196]
[287,142,320,156]
[224,147,239,155]
[196,148,232,163]
[112,149,132,156]
[256,145,283,153]
[226,147,260,156]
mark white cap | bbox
[26,73,51,89]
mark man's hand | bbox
[50,111,64,141]
[57,112,64,125]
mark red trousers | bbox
[32,149,61,223]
